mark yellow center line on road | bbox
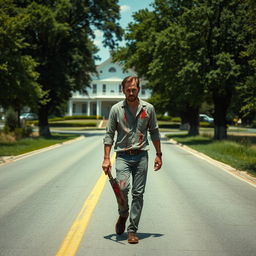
[55,153,116,256]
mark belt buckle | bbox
[130,150,136,155]
[127,150,133,155]
[128,149,138,155]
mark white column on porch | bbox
[96,101,102,117]
[68,100,73,116]
[87,101,91,116]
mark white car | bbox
[20,113,38,120]
[199,114,214,123]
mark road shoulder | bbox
[0,136,84,166]
[169,138,256,187]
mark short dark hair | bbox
[121,76,140,89]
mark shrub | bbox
[0,131,16,143]
[4,108,18,131]
[159,123,180,129]
[64,115,102,120]
[199,121,209,127]
[157,115,172,121]
[14,126,33,139]
[172,117,181,123]
[199,121,214,127]
[49,122,96,127]
[22,126,33,137]
[49,117,64,122]
[27,120,38,126]
[14,128,23,140]
[28,115,103,125]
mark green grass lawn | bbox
[158,121,181,129]
[0,133,79,156]
[166,134,256,177]
[26,119,102,128]
[0,118,100,157]
[49,119,99,127]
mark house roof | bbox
[96,57,137,77]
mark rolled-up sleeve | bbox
[148,106,160,141]
[103,106,117,145]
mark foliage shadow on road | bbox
[104,232,164,244]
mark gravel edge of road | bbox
[169,138,256,187]
[0,136,84,166]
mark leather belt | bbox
[119,149,141,155]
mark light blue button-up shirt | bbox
[103,99,160,152]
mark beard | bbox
[127,95,138,102]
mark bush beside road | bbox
[27,118,101,128]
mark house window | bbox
[82,104,87,114]
[102,84,106,93]
[108,67,116,73]
[72,103,76,113]
[119,84,122,93]
[93,84,97,94]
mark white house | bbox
[67,58,151,118]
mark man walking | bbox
[102,76,162,244]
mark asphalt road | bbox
[0,131,256,256]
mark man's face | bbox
[123,81,140,102]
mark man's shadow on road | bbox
[104,233,164,245]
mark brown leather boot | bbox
[128,232,139,244]
[115,216,128,235]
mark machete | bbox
[107,171,125,206]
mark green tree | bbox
[113,2,206,136]
[113,0,248,139]
[238,0,256,123]
[201,0,246,139]
[0,0,43,126]
[14,0,122,136]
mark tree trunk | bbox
[214,126,227,140]
[17,108,21,128]
[187,106,199,136]
[38,104,51,137]
[213,91,232,140]
[180,106,199,136]
[180,112,190,131]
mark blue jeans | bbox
[115,151,148,233]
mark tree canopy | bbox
[0,0,123,135]
[113,0,252,139]
[238,0,256,121]
[0,0,43,120]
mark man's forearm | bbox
[104,144,112,159]
[152,140,161,155]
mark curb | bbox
[0,136,84,166]
[169,138,256,187]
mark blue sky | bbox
[94,0,154,64]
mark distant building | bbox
[67,58,151,118]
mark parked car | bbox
[199,114,214,124]
[20,112,38,120]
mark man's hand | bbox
[102,158,112,175]
[154,156,162,171]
